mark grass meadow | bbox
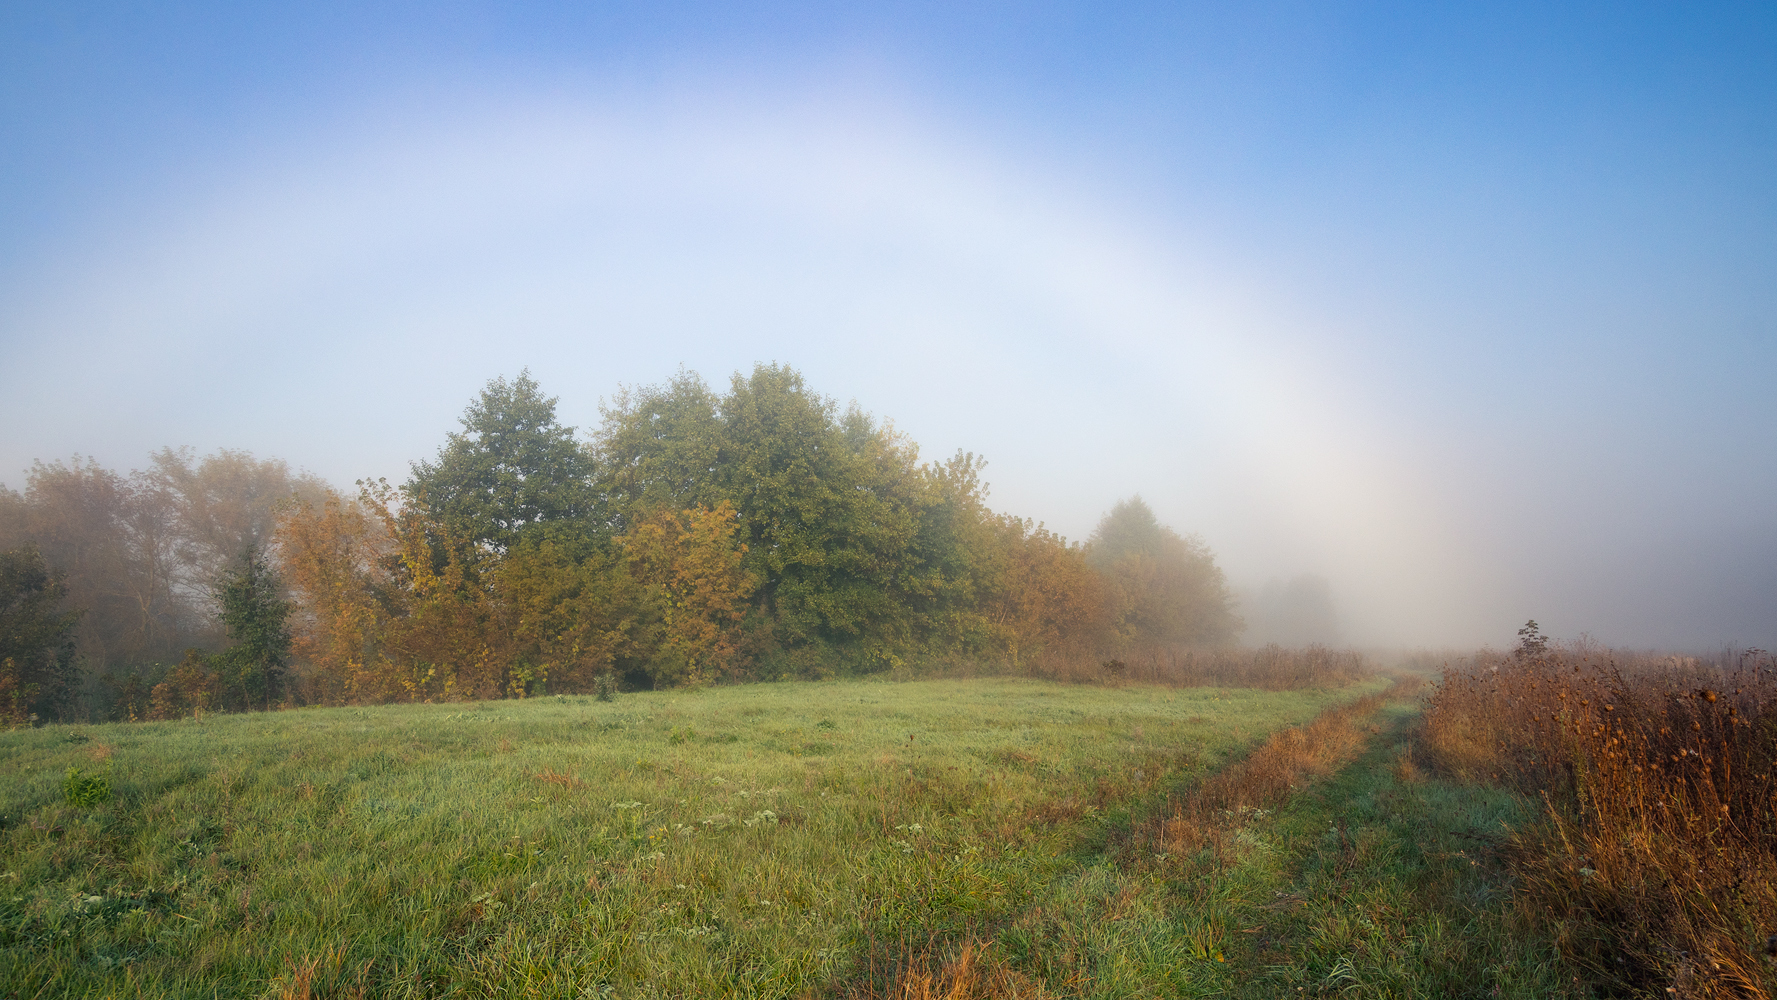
[1,669,1590,999]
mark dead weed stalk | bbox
[836,939,1051,1000]
[1424,644,1777,998]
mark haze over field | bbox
[1,4,1772,648]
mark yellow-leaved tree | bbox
[622,502,756,688]
[493,532,647,696]
[1087,497,1241,649]
[978,516,1111,669]
[274,489,394,705]
[375,492,504,701]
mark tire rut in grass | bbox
[1218,700,1579,1000]
[829,680,1415,999]
[1112,678,1413,867]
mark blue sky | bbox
[2,2,1773,647]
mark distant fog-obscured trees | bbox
[1239,574,1341,647]
[0,449,326,719]
[1086,497,1242,648]
[0,545,82,723]
[4,365,1251,717]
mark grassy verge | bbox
[0,676,1383,998]
[852,680,1579,999]
[1216,699,1575,998]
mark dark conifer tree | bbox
[213,547,292,711]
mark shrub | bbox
[63,766,111,807]
[1423,642,1777,997]
[148,649,218,720]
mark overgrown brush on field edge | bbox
[1423,634,1777,998]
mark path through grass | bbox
[1215,700,1577,999]
[849,683,1580,999]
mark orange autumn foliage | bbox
[276,489,759,700]
[978,516,1111,668]
[273,490,396,704]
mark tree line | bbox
[1,364,1241,721]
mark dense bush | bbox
[1424,634,1777,997]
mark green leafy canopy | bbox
[407,370,598,553]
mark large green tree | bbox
[407,371,599,553]
[592,364,937,667]
[592,368,728,533]
[717,366,936,661]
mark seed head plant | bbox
[1424,637,1777,996]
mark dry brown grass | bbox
[835,940,1052,1000]
[1424,645,1777,998]
[530,766,584,789]
[270,946,369,1000]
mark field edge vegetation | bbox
[0,365,1356,729]
[1424,630,1777,999]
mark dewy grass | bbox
[840,678,1577,1000]
[1214,700,1575,999]
[0,676,1381,998]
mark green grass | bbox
[876,694,1581,999]
[1212,701,1578,998]
[0,677,1385,998]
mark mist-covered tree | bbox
[0,545,83,722]
[0,450,323,708]
[407,371,598,553]
[144,446,328,604]
[211,547,292,711]
[2,458,192,669]
[1241,574,1340,646]
[1088,496,1241,647]
[1087,496,1171,566]
[1514,619,1550,659]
